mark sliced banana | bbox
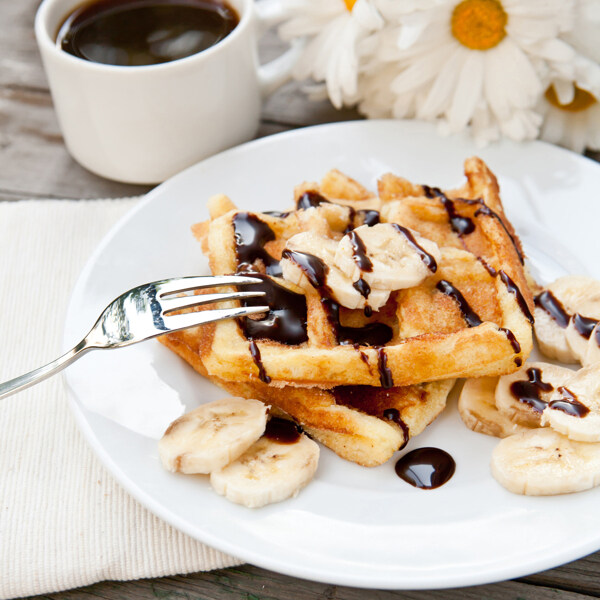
[281,231,389,310]
[491,428,600,495]
[495,362,574,428]
[584,323,600,366]
[210,433,319,508]
[334,223,441,290]
[159,398,268,474]
[534,306,576,363]
[541,363,600,442]
[458,377,531,438]
[535,276,600,364]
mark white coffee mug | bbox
[35,0,299,184]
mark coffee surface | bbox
[57,0,238,66]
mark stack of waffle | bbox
[160,157,534,466]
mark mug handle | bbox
[255,0,304,98]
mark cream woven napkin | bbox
[0,200,242,600]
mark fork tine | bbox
[156,275,261,297]
[161,305,269,332]
[160,290,266,314]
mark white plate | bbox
[64,120,600,590]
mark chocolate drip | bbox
[347,230,373,272]
[264,417,302,444]
[534,290,570,329]
[383,408,410,450]
[596,325,600,347]
[392,224,438,272]
[238,274,308,345]
[353,345,371,367]
[377,348,394,388]
[249,340,270,383]
[353,278,371,299]
[473,202,525,264]
[363,305,373,318]
[499,327,522,366]
[394,447,456,489]
[549,387,589,418]
[233,212,281,277]
[423,186,475,235]
[499,270,534,324]
[296,191,330,210]
[436,280,482,327]
[477,257,498,278]
[573,313,599,339]
[283,250,393,346]
[510,367,553,413]
[357,209,380,227]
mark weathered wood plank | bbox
[22,563,600,600]
[521,552,600,597]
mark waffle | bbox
[161,319,455,466]
[186,157,533,389]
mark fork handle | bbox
[0,339,90,401]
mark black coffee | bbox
[57,0,239,66]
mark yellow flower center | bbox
[545,85,597,112]
[451,0,508,51]
[344,0,357,11]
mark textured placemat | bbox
[0,199,241,600]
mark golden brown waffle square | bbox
[189,157,534,389]
[160,323,455,466]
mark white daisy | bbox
[373,0,579,143]
[278,0,384,108]
[539,83,600,153]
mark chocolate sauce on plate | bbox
[394,447,456,489]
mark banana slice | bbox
[334,223,441,290]
[159,398,268,474]
[491,428,600,495]
[541,363,600,442]
[534,276,600,364]
[534,306,576,363]
[495,362,574,428]
[281,231,390,310]
[584,323,600,366]
[210,433,319,508]
[458,377,531,438]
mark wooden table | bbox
[3,2,600,599]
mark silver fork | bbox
[0,275,267,401]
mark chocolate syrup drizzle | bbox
[383,408,410,450]
[436,280,482,327]
[377,348,394,388]
[296,191,330,210]
[233,212,282,277]
[422,186,475,236]
[548,387,590,418]
[472,202,525,264]
[281,249,393,347]
[509,367,553,413]
[347,230,373,272]
[238,273,308,345]
[499,327,522,366]
[498,270,534,324]
[394,447,456,489]
[392,224,438,272]
[509,369,588,418]
[573,314,599,339]
[264,417,302,444]
[534,290,570,328]
[358,209,381,227]
[249,340,271,383]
